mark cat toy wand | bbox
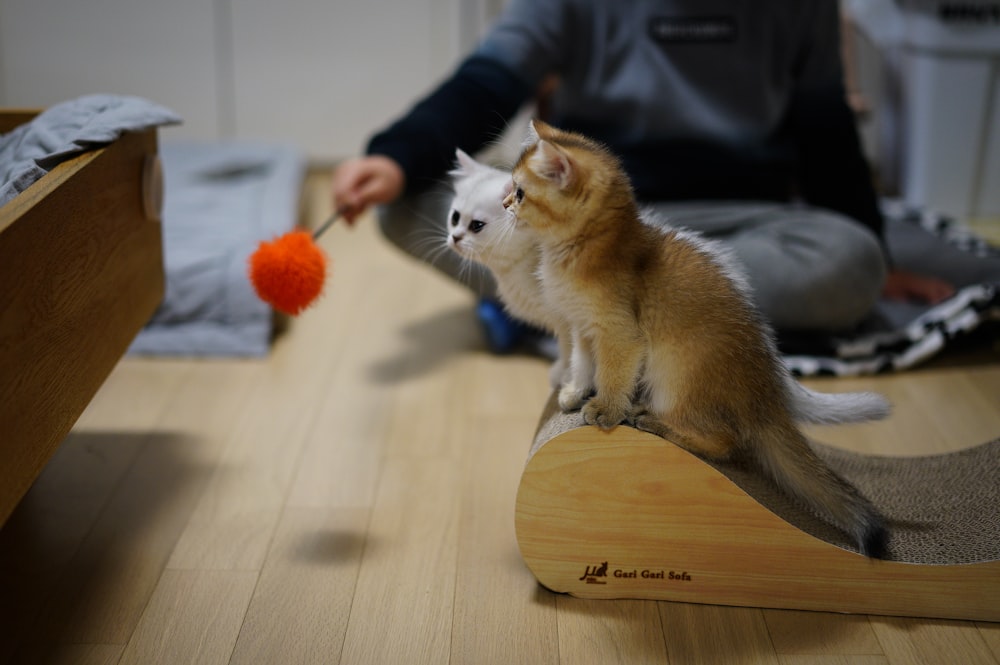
[248,208,346,316]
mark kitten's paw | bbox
[582,397,630,431]
[558,384,592,412]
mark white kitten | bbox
[446,149,571,385]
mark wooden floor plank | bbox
[118,569,258,665]
[338,457,460,665]
[164,296,350,572]
[660,604,780,665]
[1,172,996,664]
[229,507,368,665]
[764,610,883,656]
[0,362,195,663]
[776,656,889,665]
[451,415,560,665]
[557,597,669,664]
[801,366,1000,457]
[4,359,260,660]
[20,435,214,646]
[282,268,408,511]
[869,617,1000,665]
[73,360,196,431]
[979,622,1000,662]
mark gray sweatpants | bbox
[377,186,890,332]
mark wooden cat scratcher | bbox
[514,394,1000,622]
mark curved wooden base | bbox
[514,399,1000,621]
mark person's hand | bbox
[330,155,405,224]
[882,268,955,305]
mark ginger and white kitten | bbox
[447,149,887,425]
[503,120,890,557]
[446,149,570,384]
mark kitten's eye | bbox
[450,210,460,226]
[515,187,524,203]
[470,220,486,234]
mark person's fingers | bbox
[354,172,391,204]
[330,157,405,226]
[330,161,372,223]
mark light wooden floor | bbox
[2,173,999,665]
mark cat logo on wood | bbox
[579,562,693,585]
[579,562,609,584]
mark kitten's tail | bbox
[784,376,891,426]
[754,424,889,558]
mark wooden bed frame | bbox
[0,110,165,526]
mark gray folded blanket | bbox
[0,96,305,357]
[0,94,182,206]
[127,140,306,357]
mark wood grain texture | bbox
[869,617,1000,665]
[0,120,165,526]
[451,415,560,665]
[515,423,1000,621]
[0,172,996,664]
[339,457,461,664]
[764,610,883,656]
[0,109,41,133]
[556,596,668,664]
[228,507,368,664]
[661,603,780,665]
[118,569,258,665]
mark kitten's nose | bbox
[502,195,512,210]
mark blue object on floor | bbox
[476,298,559,357]
[476,299,526,354]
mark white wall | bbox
[0,0,497,161]
[0,0,224,140]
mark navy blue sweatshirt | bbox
[367,0,884,241]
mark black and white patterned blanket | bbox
[782,201,1000,376]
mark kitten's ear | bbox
[528,119,556,139]
[528,139,574,190]
[450,148,479,178]
[525,120,540,146]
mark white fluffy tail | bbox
[785,376,891,426]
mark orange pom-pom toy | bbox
[248,212,341,315]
